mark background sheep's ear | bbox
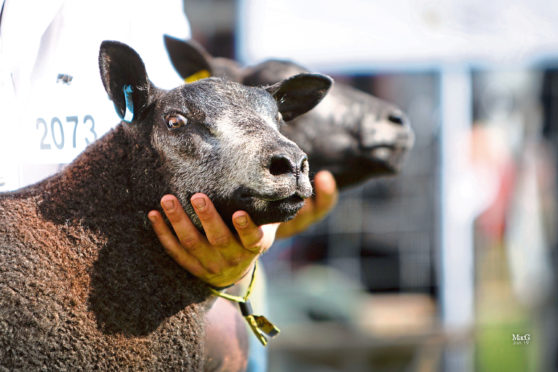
[164,35,212,81]
[266,73,333,121]
[99,41,151,123]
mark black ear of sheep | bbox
[99,40,151,123]
[266,73,333,122]
[163,35,213,82]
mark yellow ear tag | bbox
[184,69,211,83]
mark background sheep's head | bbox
[99,41,332,227]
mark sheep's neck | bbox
[36,124,167,229]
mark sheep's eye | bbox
[166,114,187,130]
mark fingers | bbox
[313,170,339,219]
[149,193,278,288]
[147,208,206,277]
[189,195,264,286]
[232,211,267,253]
[160,194,203,248]
[159,194,224,276]
[190,193,235,247]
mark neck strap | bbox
[209,262,280,346]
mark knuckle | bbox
[245,229,264,247]
[181,237,200,251]
[227,255,245,267]
[205,263,222,275]
[188,266,205,278]
[211,235,231,247]
[245,242,264,254]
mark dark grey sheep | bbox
[164,36,414,189]
[0,41,331,371]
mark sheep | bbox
[164,36,415,189]
[0,40,332,371]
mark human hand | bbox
[148,170,337,288]
[148,193,279,288]
[276,170,338,239]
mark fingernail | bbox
[192,197,206,210]
[147,213,157,223]
[235,214,248,228]
[162,199,175,211]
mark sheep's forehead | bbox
[170,78,278,120]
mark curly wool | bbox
[0,126,212,370]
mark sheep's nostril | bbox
[269,154,295,176]
[387,112,405,126]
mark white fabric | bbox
[0,0,190,190]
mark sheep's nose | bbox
[386,110,408,126]
[269,153,308,177]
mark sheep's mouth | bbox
[363,143,411,170]
[249,193,304,203]
[315,145,408,189]
[234,189,306,225]
[241,192,305,208]
[267,194,305,209]
[368,144,395,160]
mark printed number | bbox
[51,117,64,149]
[83,115,97,145]
[67,116,79,148]
[36,115,97,151]
[36,118,51,150]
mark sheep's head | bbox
[274,78,414,188]
[99,41,332,228]
[164,36,414,190]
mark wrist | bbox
[208,263,255,291]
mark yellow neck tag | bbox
[184,69,211,83]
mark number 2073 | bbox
[36,115,97,150]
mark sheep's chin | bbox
[244,194,306,225]
[208,194,306,229]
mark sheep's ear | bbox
[164,35,213,82]
[99,41,151,123]
[266,73,333,122]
